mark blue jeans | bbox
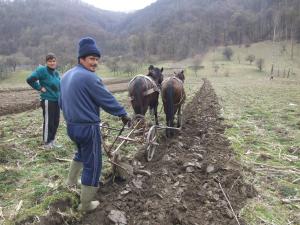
[67,123,102,187]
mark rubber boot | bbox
[51,140,62,148]
[66,160,82,186]
[78,185,100,212]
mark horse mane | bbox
[147,67,163,86]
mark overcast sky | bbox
[82,0,157,12]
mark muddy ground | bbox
[0,89,40,116]
[0,78,130,117]
[37,79,256,225]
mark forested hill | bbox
[0,0,126,65]
[119,0,300,59]
[0,0,299,65]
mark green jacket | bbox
[26,65,60,101]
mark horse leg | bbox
[170,115,175,137]
[165,110,174,137]
[150,94,159,125]
[166,117,172,138]
[154,104,159,125]
[177,105,182,128]
[149,106,154,116]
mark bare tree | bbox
[256,58,264,72]
[5,56,19,71]
[123,62,134,77]
[191,56,202,76]
[291,23,295,60]
[223,47,234,60]
[270,11,279,75]
[0,58,9,80]
[245,54,255,64]
[106,58,120,76]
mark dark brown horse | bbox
[161,70,185,137]
[128,66,164,125]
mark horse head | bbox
[175,70,185,83]
[148,66,164,86]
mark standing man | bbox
[59,37,131,212]
[26,53,61,149]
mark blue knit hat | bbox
[78,37,101,58]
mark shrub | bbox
[223,47,234,60]
[246,54,255,64]
[256,58,264,72]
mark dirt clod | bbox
[108,210,127,225]
[206,164,216,173]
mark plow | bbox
[100,116,182,180]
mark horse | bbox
[128,66,164,125]
[161,70,185,137]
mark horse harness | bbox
[161,76,185,106]
[128,75,160,101]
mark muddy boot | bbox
[66,160,82,186]
[78,185,100,212]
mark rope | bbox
[100,125,130,132]
[218,181,241,225]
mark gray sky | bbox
[82,0,157,12]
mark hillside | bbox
[119,0,300,59]
[0,0,299,66]
[0,0,126,65]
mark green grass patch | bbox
[0,63,158,88]
[0,69,31,88]
[14,191,79,225]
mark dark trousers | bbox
[41,100,60,144]
[67,124,102,187]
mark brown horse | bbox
[128,66,164,125]
[161,70,185,137]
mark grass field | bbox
[0,62,150,88]
[0,70,32,88]
[199,41,300,224]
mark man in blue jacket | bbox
[59,37,131,212]
[26,53,61,149]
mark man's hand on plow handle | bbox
[121,114,132,127]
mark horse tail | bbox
[132,78,144,115]
[165,82,174,126]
